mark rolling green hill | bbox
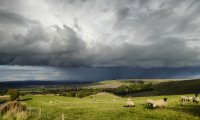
[89,79,200,96]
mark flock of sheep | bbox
[179,94,200,105]
[126,94,200,108]
[47,93,200,108]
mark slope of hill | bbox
[88,79,200,96]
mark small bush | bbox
[7,89,20,101]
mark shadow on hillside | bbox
[20,98,32,101]
[132,79,200,97]
[168,104,200,117]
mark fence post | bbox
[62,113,64,120]
[29,107,32,114]
[39,107,42,117]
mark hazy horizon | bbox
[0,65,200,82]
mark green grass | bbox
[1,79,200,120]
[12,93,200,120]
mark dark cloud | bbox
[0,23,88,67]
[0,10,28,26]
[0,0,200,68]
[89,37,200,67]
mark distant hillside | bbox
[88,79,200,96]
[1,79,200,97]
[138,79,200,96]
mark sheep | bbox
[192,97,200,104]
[180,94,199,105]
[127,100,135,107]
[146,99,154,107]
[124,99,135,107]
[180,96,190,102]
[192,94,200,104]
[152,98,168,108]
[179,96,190,106]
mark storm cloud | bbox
[0,0,200,67]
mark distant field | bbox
[1,93,199,120]
[1,79,200,97]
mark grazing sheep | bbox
[192,97,200,104]
[180,96,190,102]
[179,96,190,106]
[126,100,135,107]
[192,94,200,104]
[146,99,154,107]
[152,98,168,108]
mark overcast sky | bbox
[1,0,200,68]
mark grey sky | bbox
[0,0,200,67]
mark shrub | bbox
[76,92,95,98]
[65,92,76,97]
[7,89,20,101]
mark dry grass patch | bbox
[0,101,28,120]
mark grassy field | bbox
[2,92,199,120]
[1,79,200,120]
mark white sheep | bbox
[126,100,135,107]
[180,96,190,102]
[146,99,154,107]
[124,99,135,107]
[152,98,168,108]
[192,94,200,104]
[180,94,199,105]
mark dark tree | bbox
[7,89,20,101]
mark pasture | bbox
[1,93,199,120]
